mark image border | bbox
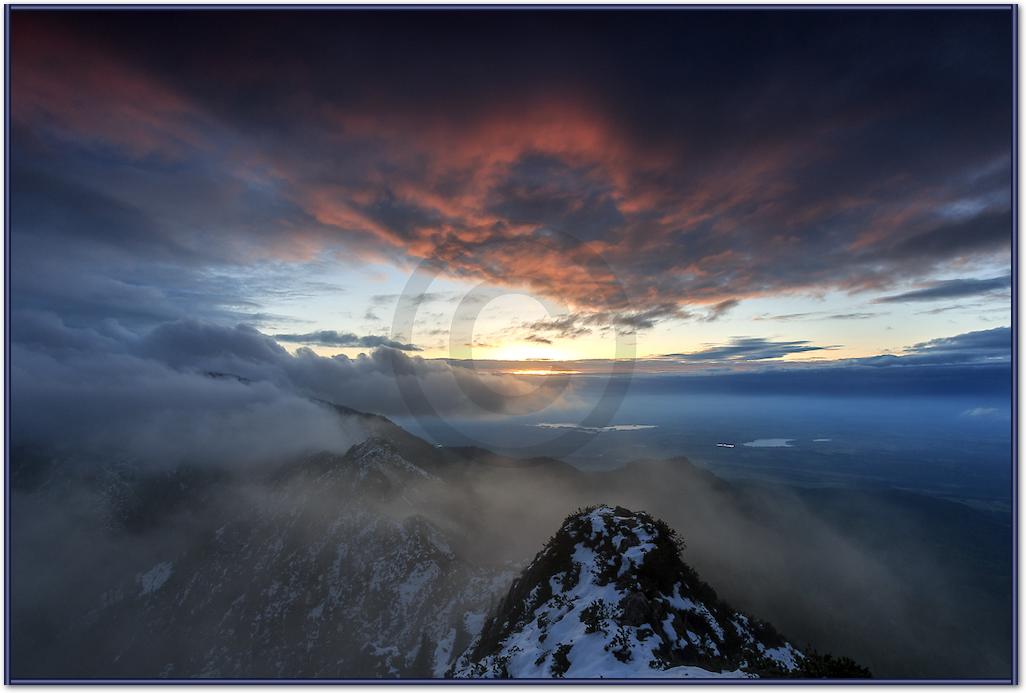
[1,3,1018,684]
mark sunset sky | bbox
[10,9,1012,370]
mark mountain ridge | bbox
[450,505,868,679]
[12,392,1001,679]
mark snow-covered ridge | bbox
[71,438,511,678]
[26,414,868,680]
[451,505,805,679]
[344,438,434,482]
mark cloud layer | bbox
[11,314,571,465]
[665,337,838,363]
[875,275,1011,303]
[273,330,421,351]
[9,10,1013,333]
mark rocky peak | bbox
[451,505,850,679]
[344,438,434,482]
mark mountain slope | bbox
[321,400,582,481]
[452,505,862,679]
[25,438,514,678]
[11,397,905,680]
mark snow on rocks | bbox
[451,505,804,679]
[138,561,173,596]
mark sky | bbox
[9,9,1013,375]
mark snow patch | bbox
[138,561,173,596]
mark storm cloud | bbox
[9,10,1013,331]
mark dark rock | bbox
[618,591,651,627]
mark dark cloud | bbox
[486,154,625,242]
[702,299,740,322]
[10,316,569,463]
[525,303,693,338]
[889,326,1010,364]
[12,342,366,469]
[846,327,1010,368]
[875,275,1011,303]
[917,302,1009,316]
[880,210,1012,266]
[8,10,1013,324]
[273,330,420,352]
[595,304,694,331]
[524,315,593,339]
[665,337,838,363]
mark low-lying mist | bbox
[442,459,1011,678]
[12,431,1011,679]
[9,316,1012,680]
